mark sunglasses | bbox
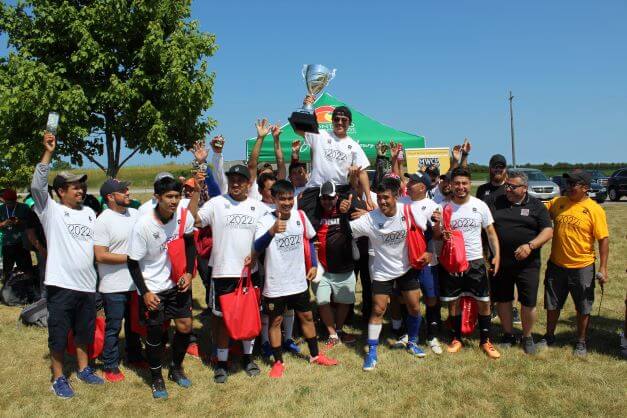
[504,183,525,190]
[332,116,350,123]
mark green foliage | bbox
[0,0,218,185]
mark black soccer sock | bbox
[272,346,283,364]
[479,315,492,344]
[145,325,164,380]
[242,354,252,365]
[171,331,191,367]
[306,337,319,358]
[449,315,462,341]
[426,305,439,340]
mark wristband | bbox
[527,242,534,250]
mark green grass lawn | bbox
[0,206,625,417]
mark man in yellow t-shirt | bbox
[538,170,610,357]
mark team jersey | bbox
[443,196,494,261]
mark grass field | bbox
[0,206,625,417]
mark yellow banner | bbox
[405,147,451,174]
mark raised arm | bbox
[31,132,56,213]
[271,124,286,180]
[209,136,228,194]
[249,119,271,184]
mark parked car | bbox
[516,168,560,201]
[587,169,609,187]
[551,175,607,204]
[607,168,627,201]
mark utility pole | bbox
[509,91,517,168]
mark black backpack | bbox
[0,271,39,306]
[19,298,48,327]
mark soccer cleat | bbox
[338,330,357,345]
[427,337,443,355]
[103,368,125,382]
[77,366,104,385]
[447,339,463,353]
[573,341,587,358]
[282,339,301,354]
[324,336,341,350]
[261,341,273,359]
[186,342,200,359]
[51,376,74,399]
[362,350,378,371]
[310,353,338,366]
[151,378,168,399]
[269,361,285,378]
[391,333,409,349]
[168,366,192,388]
[522,336,537,355]
[406,341,427,358]
[481,341,501,359]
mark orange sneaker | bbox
[481,341,501,359]
[447,339,463,353]
[269,361,285,378]
[186,342,200,359]
[311,353,338,366]
[103,368,125,382]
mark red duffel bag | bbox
[439,204,469,274]
[67,316,105,359]
[460,296,478,335]
[219,267,261,340]
[403,204,427,269]
[167,208,196,282]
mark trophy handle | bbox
[329,69,337,82]
[301,64,309,80]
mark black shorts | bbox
[491,262,540,307]
[439,259,490,302]
[139,287,193,327]
[210,273,262,317]
[372,269,421,296]
[46,285,96,353]
[263,290,312,317]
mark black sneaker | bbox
[168,366,192,388]
[213,366,228,384]
[536,334,555,350]
[243,360,261,377]
[522,336,536,355]
[151,377,168,399]
[512,307,522,325]
[498,333,518,349]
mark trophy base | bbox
[289,111,319,134]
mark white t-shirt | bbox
[305,130,369,187]
[255,209,316,298]
[197,194,268,277]
[127,209,195,293]
[444,196,493,261]
[94,208,139,293]
[248,181,262,201]
[400,196,441,266]
[350,203,411,281]
[138,197,190,216]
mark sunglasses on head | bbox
[504,183,525,190]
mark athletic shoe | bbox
[536,334,555,350]
[447,339,463,353]
[168,366,192,388]
[522,336,536,355]
[498,333,518,349]
[324,336,341,350]
[338,330,357,345]
[269,361,285,378]
[406,341,427,358]
[391,333,409,349]
[103,368,125,382]
[261,341,273,359]
[481,341,501,359]
[213,366,228,384]
[573,341,587,357]
[151,377,168,399]
[311,353,338,366]
[77,366,104,385]
[512,307,522,325]
[243,360,261,377]
[427,337,443,355]
[186,342,200,359]
[51,376,74,399]
[282,339,301,354]
[362,350,378,371]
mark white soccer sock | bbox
[261,314,269,344]
[368,323,383,342]
[282,310,295,342]
[217,348,229,362]
[392,319,402,331]
[242,339,255,355]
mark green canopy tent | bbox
[245,93,425,163]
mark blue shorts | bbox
[418,265,439,298]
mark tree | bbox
[0,0,218,183]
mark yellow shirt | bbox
[546,196,609,269]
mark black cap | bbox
[425,165,440,177]
[319,181,337,197]
[225,164,251,180]
[332,106,352,122]
[563,169,592,186]
[489,154,507,168]
[100,179,131,199]
[404,172,431,188]
[52,171,87,190]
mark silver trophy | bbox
[289,64,336,133]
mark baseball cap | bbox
[99,179,131,199]
[154,172,174,182]
[52,171,87,190]
[404,172,432,188]
[489,154,507,168]
[225,164,251,180]
[425,165,440,178]
[563,169,592,186]
[1,189,17,201]
[319,181,337,197]
[183,178,196,188]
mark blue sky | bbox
[2,0,626,167]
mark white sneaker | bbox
[427,337,443,355]
[391,334,409,349]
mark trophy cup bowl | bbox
[289,64,336,134]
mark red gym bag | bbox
[167,208,196,282]
[460,296,478,335]
[439,204,469,274]
[67,316,105,359]
[219,267,261,340]
[403,204,427,269]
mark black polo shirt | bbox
[476,182,505,202]
[486,193,552,268]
